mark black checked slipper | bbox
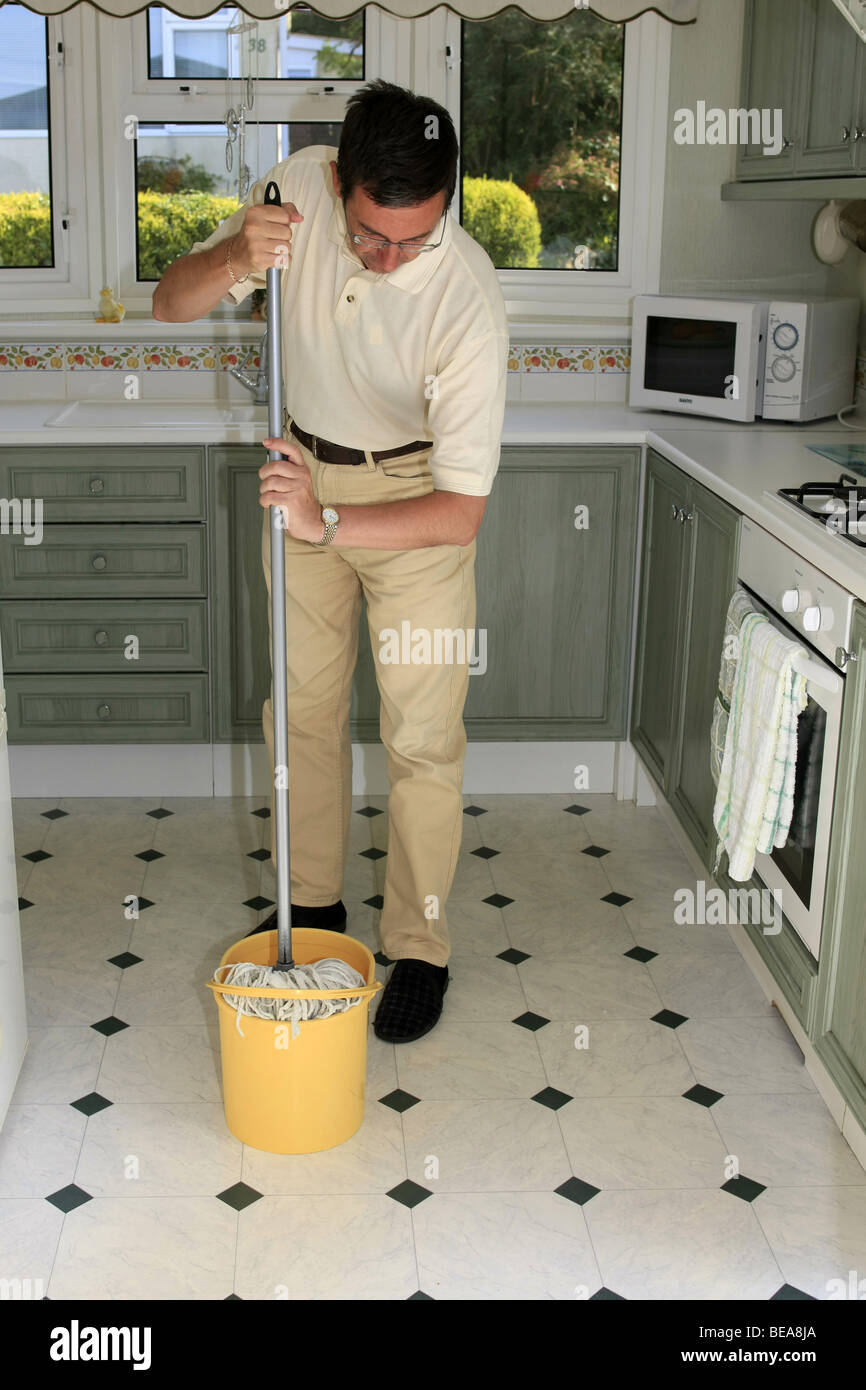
[373,958,449,1043]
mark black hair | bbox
[336,79,459,211]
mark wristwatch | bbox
[314,505,340,546]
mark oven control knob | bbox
[770,355,797,382]
[782,588,801,612]
[803,605,824,632]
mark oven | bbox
[733,517,852,961]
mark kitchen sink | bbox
[44,400,268,428]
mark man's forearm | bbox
[153,240,244,322]
[326,491,478,550]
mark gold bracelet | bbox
[225,236,249,285]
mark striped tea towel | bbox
[710,586,760,789]
[712,611,809,881]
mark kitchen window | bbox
[0,3,669,320]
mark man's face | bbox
[330,160,445,274]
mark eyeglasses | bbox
[346,205,446,255]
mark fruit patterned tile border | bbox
[509,344,630,373]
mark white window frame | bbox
[0,2,670,326]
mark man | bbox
[153,79,509,1042]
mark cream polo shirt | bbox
[188,144,509,497]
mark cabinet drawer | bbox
[4,674,209,743]
[0,447,205,521]
[0,524,206,597]
[0,600,207,672]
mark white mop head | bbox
[217,957,366,1039]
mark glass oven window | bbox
[770,696,826,910]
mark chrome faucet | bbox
[230,330,268,403]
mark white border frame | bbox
[0,3,671,325]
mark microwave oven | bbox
[628,293,859,423]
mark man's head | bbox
[331,79,458,274]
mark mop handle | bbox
[264,178,293,971]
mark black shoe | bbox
[245,900,347,937]
[373,958,449,1043]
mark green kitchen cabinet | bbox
[209,444,640,745]
[812,599,866,1131]
[0,445,205,521]
[631,449,740,871]
[736,0,806,180]
[794,0,863,176]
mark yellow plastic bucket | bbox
[207,928,383,1155]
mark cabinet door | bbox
[794,0,862,175]
[208,447,378,742]
[668,478,741,870]
[630,449,690,790]
[813,599,866,1131]
[464,447,639,739]
[736,0,805,179]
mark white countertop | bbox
[4,399,866,601]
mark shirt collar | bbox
[327,191,452,294]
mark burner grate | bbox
[777,472,866,547]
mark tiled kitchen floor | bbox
[2,791,865,1301]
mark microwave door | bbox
[644,315,738,400]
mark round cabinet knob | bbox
[781,588,800,612]
[91,553,107,571]
[89,477,105,494]
[803,606,823,632]
[96,703,112,720]
[771,356,797,382]
[93,630,109,647]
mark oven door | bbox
[736,598,844,961]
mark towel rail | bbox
[790,652,842,695]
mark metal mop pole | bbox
[263,179,293,970]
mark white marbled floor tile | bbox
[96,1025,223,1103]
[517,954,664,1021]
[22,958,120,1029]
[394,1016,548,1100]
[241,1098,405,1195]
[413,1190,601,1299]
[0,1199,65,1294]
[0,1105,87,1198]
[74,1102,242,1197]
[48,1197,237,1299]
[503,900,638,959]
[753,1184,866,1299]
[431,955,526,1020]
[677,1016,817,1095]
[402,1098,570,1191]
[712,1093,866,1188]
[558,1095,729,1189]
[234,1195,416,1300]
[12,1027,106,1105]
[645,946,775,1019]
[585,1188,785,1299]
[535,1018,696,1097]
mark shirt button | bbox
[346,294,354,302]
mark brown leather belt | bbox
[290,418,432,466]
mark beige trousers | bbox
[261,414,477,968]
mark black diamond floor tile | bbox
[45,1184,92,1213]
[243,896,273,912]
[387,1180,432,1209]
[483,893,514,909]
[374,950,393,967]
[513,1011,549,1032]
[216,1182,263,1212]
[624,946,657,963]
[771,1284,817,1300]
[498,947,530,965]
[23,850,52,863]
[247,848,271,862]
[564,804,590,816]
[136,849,164,863]
[379,1089,421,1114]
[471,846,499,859]
[146,808,174,819]
[721,1175,766,1202]
[683,1084,724,1108]
[590,1287,627,1300]
[359,847,387,860]
[463,805,487,817]
[251,807,270,820]
[90,1016,129,1037]
[601,891,633,907]
[128,896,154,913]
[364,895,384,911]
[18,898,33,911]
[651,1009,689,1030]
[357,805,384,818]
[582,844,610,858]
[70,1092,113,1117]
[532,1087,572,1111]
[41,808,69,820]
[408,1290,434,1300]
[555,1176,601,1206]
[107,952,143,970]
